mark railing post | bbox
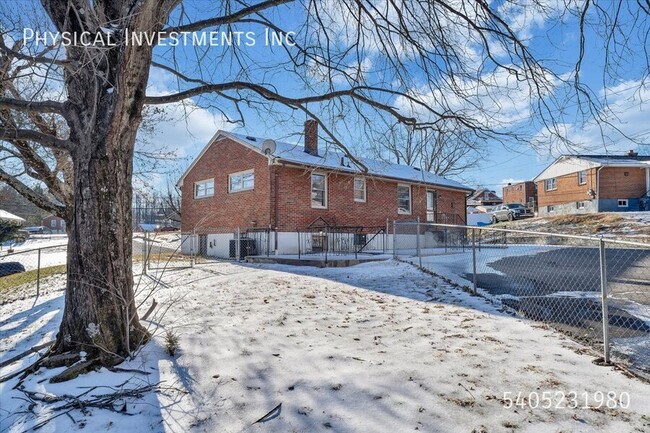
[471,229,477,294]
[392,220,397,258]
[416,217,422,267]
[599,238,610,364]
[298,229,301,259]
[325,229,328,265]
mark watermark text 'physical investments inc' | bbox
[23,28,296,48]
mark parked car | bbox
[0,262,26,277]
[24,226,52,234]
[491,203,534,223]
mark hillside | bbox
[491,212,650,242]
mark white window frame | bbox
[194,178,214,199]
[50,219,57,228]
[311,172,327,209]
[397,184,411,215]
[578,170,587,185]
[354,177,366,203]
[228,169,255,193]
[617,199,628,208]
[545,178,557,191]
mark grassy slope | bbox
[490,213,650,240]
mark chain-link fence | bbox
[394,220,650,378]
[0,243,68,303]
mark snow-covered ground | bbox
[0,237,68,271]
[2,260,650,432]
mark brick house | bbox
[466,188,502,207]
[533,153,650,216]
[178,121,472,255]
[502,181,537,209]
[42,214,66,234]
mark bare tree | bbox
[372,123,483,177]
[0,0,646,366]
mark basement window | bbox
[576,201,585,210]
[618,199,628,208]
[194,179,214,198]
[547,205,555,213]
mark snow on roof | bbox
[534,154,650,181]
[0,209,25,224]
[224,132,472,191]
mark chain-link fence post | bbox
[190,229,195,268]
[392,220,397,258]
[142,233,147,275]
[599,238,610,364]
[35,248,41,301]
[471,228,477,294]
[384,218,389,253]
[416,217,422,267]
[444,227,448,253]
[236,227,241,262]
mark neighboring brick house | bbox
[533,152,650,216]
[42,215,66,234]
[502,181,537,209]
[466,188,502,207]
[178,121,472,255]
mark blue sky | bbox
[131,1,650,192]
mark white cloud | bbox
[499,0,584,40]
[532,79,650,156]
[395,65,557,130]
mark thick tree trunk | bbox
[45,0,175,365]
[54,132,149,364]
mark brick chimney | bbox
[627,149,638,157]
[304,119,318,156]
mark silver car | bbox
[491,203,533,223]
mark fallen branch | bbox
[141,298,158,321]
[0,340,54,369]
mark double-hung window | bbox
[545,178,557,191]
[194,179,214,198]
[354,177,366,202]
[229,170,254,192]
[311,173,327,208]
[578,170,587,185]
[397,184,411,214]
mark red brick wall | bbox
[180,138,271,231]
[537,168,597,207]
[273,166,466,230]
[502,181,537,206]
[599,167,647,199]
[537,167,647,208]
[181,138,468,231]
[42,215,65,229]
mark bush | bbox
[164,330,180,356]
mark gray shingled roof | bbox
[226,132,473,192]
